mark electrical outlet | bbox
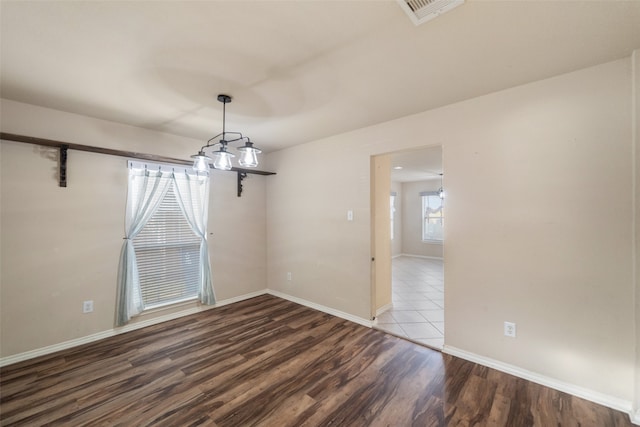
[504,321,516,338]
[287,272,292,281]
[83,300,94,313]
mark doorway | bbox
[371,146,445,350]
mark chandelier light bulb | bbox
[237,141,261,168]
[239,150,258,167]
[191,152,211,173]
[212,149,234,171]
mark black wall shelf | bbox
[0,132,275,196]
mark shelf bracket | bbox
[59,145,68,187]
[237,171,248,197]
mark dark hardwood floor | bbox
[0,295,632,426]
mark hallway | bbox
[374,256,444,350]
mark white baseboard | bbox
[399,253,443,260]
[443,345,635,424]
[211,290,268,308]
[375,303,393,317]
[632,408,640,425]
[267,289,372,328]
[0,290,268,368]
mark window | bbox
[390,192,396,240]
[421,191,443,242]
[132,184,201,308]
[116,160,214,327]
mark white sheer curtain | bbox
[172,170,215,305]
[115,165,172,327]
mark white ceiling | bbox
[391,146,442,183]
[1,1,639,153]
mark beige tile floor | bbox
[373,256,444,350]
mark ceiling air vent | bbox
[396,0,464,26]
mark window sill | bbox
[141,296,199,315]
[422,240,443,245]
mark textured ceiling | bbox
[1,1,639,153]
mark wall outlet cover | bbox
[83,300,94,313]
[504,321,516,338]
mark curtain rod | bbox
[0,132,275,195]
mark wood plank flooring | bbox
[0,295,632,426]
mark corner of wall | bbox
[632,48,640,424]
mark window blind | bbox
[132,183,200,308]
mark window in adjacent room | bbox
[390,192,396,240]
[421,191,443,242]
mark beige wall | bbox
[0,99,267,358]
[265,57,635,402]
[391,181,402,257]
[400,180,444,258]
[265,140,372,319]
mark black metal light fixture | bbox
[438,173,445,199]
[192,94,262,172]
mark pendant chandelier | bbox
[192,94,262,172]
